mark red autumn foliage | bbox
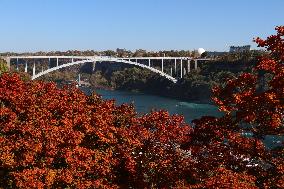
[0,26,283,188]
[0,72,192,188]
[183,26,283,188]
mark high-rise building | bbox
[229,45,251,53]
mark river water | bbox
[81,87,283,148]
[81,87,222,124]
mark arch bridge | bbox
[2,56,212,83]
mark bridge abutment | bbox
[1,57,11,70]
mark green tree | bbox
[0,59,8,75]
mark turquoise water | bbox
[82,88,222,124]
[81,87,282,149]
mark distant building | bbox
[229,45,250,53]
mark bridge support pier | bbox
[25,61,28,73]
[48,58,50,69]
[174,59,177,75]
[92,61,96,72]
[56,58,59,67]
[194,60,198,70]
[180,59,183,79]
[16,58,19,71]
[162,59,164,72]
[32,62,36,78]
[187,59,190,74]
[148,59,150,67]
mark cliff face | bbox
[86,57,258,104]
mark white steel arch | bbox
[31,59,93,80]
[32,57,178,83]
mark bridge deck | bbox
[5,56,211,61]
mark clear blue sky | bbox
[0,0,283,52]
